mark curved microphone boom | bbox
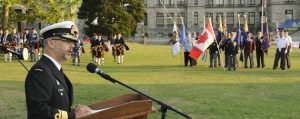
[86,63,192,119]
[2,46,21,55]
[0,45,29,71]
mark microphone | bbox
[86,63,102,74]
[1,46,21,55]
[86,63,115,83]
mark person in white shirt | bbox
[273,30,288,70]
[284,30,292,69]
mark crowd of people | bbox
[89,32,129,66]
[0,27,131,67]
[177,29,293,71]
[0,28,41,62]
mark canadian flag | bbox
[189,18,215,60]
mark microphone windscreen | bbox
[86,63,97,73]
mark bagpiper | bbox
[92,34,107,66]
[115,33,129,64]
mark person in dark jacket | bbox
[209,40,218,68]
[25,21,92,119]
[255,32,265,68]
[243,32,256,69]
[115,32,129,64]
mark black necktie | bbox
[60,68,64,74]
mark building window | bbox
[228,0,234,5]
[194,0,198,5]
[194,12,198,25]
[255,0,261,4]
[144,0,147,6]
[163,0,173,5]
[285,10,293,20]
[206,0,213,6]
[167,13,174,27]
[237,12,244,24]
[248,12,255,25]
[206,13,213,24]
[156,13,164,27]
[144,13,147,26]
[227,12,234,25]
[157,0,162,5]
[216,12,224,25]
[177,0,185,5]
[247,0,255,5]
[235,0,245,5]
[215,0,224,5]
[177,12,185,26]
[287,0,293,2]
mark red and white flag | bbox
[189,18,215,60]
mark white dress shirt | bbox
[43,53,62,71]
[275,36,288,52]
[285,35,292,47]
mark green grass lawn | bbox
[0,42,300,119]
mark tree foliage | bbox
[77,0,145,37]
[0,0,21,29]
[23,0,81,24]
[1,0,81,29]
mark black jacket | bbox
[115,37,129,50]
[209,41,219,54]
[255,36,264,53]
[25,56,75,119]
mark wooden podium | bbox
[78,93,156,119]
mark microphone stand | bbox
[3,44,30,72]
[97,72,192,119]
[12,53,29,72]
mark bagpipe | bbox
[92,44,109,52]
[115,44,129,51]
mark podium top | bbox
[78,93,155,119]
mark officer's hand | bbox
[74,105,92,118]
[285,50,287,54]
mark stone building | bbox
[142,0,300,39]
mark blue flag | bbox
[180,25,186,42]
[180,25,192,52]
[241,31,247,50]
[201,52,207,62]
[235,27,241,48]
[263,22,270,49]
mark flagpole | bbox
[238,14,240,29]
[261,0,264,33]
[212,16,226,71]
[238,14,244,68]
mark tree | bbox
[0,0,21,29]
[23,0,81,24]
[0,0,81,30]
[77,0,145,37]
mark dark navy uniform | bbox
[255,36,265,68]
[115,36,129,64]
[25,21,78,119]
[25,56,75,119]
[209,41,218,68]
[115,37,128,56]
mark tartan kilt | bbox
[34,42,40,49]
[116,49,124,56]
